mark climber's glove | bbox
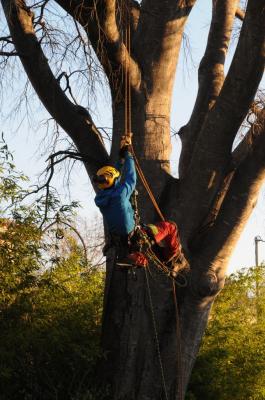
[119,132,133,158]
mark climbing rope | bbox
[146,248,187,288]
[122,4,183,399]
[122,3,165,223]
[145,266,184,400]
[131,146,166,222]
[145,238,185,399]
[172,280,184,400]
[133,229,186,400]
[124,2,131,135]
[144,266,169,400]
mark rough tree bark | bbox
[1,0,265,399]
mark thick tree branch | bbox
[186,117,265,303]
[188,110,265,238]
[1,0,108,176]
[54,0,141,92]
[125,0,197,198]
[198,115,265,285]
[178,0,265,243]
[0,35,13,43]
[135,0,196,99]
[103,0,119,42]
[179,0,239,178]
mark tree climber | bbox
[93,133,187,273]
[93,133,148,265]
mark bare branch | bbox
[235,7,245,21]
[103,0,119,42]
[0,35,13,43]
[56,71,79,105]
[0,50,19,56]
[232,106,265,168]
[20,149,92,226]
[0,33,18,58]
[54,0,141,92]
[33,0,49,27]
[1,0,108,177]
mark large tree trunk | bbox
[102,255,213,399]
[102,92,213,399]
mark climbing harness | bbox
[121,4,184,398]
[133,226,188,286]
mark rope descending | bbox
[122,4,184,399]
[122,3,165,223]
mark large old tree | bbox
[1,0,265,398]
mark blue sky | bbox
[1,0,265,273]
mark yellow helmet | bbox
[95,166,120,189]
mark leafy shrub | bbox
[187,266,265,400]
[0,141,107,399]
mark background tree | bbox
[187,265,265,400]
[0,146,105,400]
[1,0,265,399]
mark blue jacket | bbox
[94,152,137,235]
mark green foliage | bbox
[0,137,29,207]
[0,142,107,399]
[0,135,80,226]
[187,267,265,400]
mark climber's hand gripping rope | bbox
[119,132,133,158]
